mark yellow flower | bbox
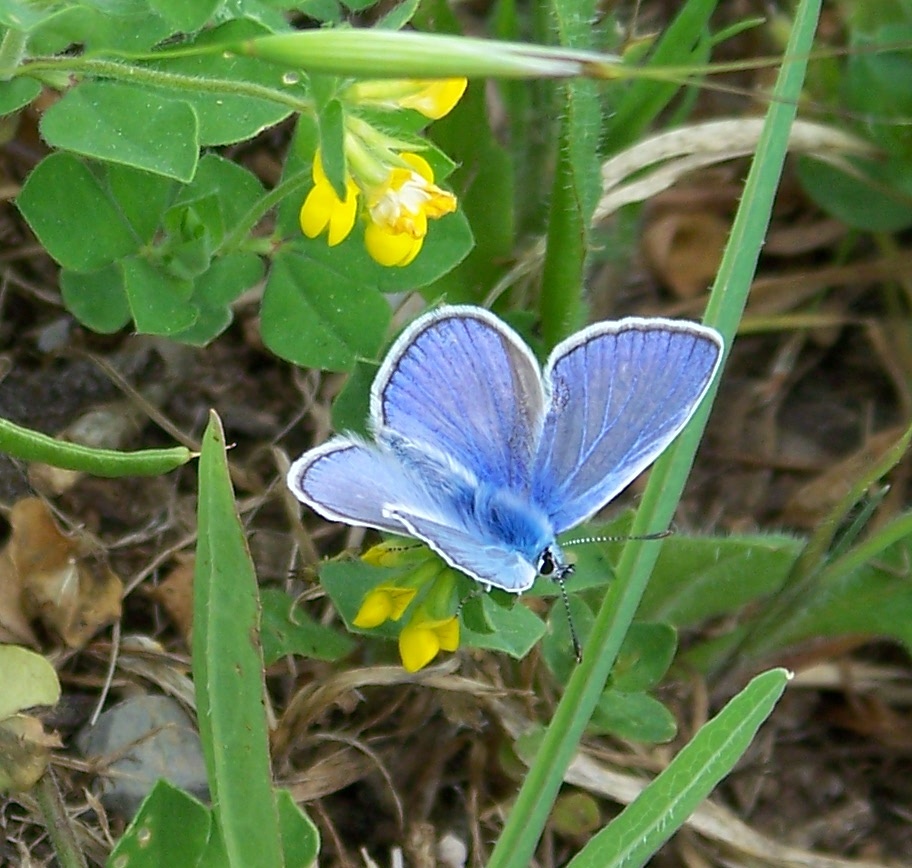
[398,613,460,672]
[398,79,468,119]
[353,585,418,628]
[299,149,359,246]
[364,153,457,267]
[347,78,468,120]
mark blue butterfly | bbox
[287,306,723,594]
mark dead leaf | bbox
[0,548,38,647]
[642,209,729,299]
[0,713,62,792]
[8,498,122,647]
[146,556,195,642]
[782,427,906,528]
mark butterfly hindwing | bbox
[532,319,723,534]
[386,507,538,592]
[372,306,545,491]
[287,437,441,535]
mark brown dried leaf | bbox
[0,713,63,792]
[9,498,122,647]
[642,210,729,299]
[0,547,38,646]
[146,556,195,642]
[782,427,905,528]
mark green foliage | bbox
[798,8,912,229]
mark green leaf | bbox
[330,359,379,436]
[30,4,172,52]
[611,623,677,693]
[172,154,266,248]
[121,256,199,336]
[40,82,199,181]
[320,560,406,639]
[60,265,132,333]
[149,0,220,30]
[277,789,321,866]
[639,533,803,627]
[566,669,789,868]
[845,26,912,155]
[759,514,912,659]
[541,594,595,683]
[148,21,296,146]
[0,78,40,116]
[261,249,391,372]
[260,588,356,666]
[342,0,380,10]
[377,0,419,29]
[194,412,285,868]
[589,690,677,744]
[0,647,60,720]
[17,153,140,271]
[106,780,211,868]
[0,0,68,29]
[107,163,176,244]
[460,592,499,636]
[165,252,264,346]
[168,305,232,347]
[461,595,546,660]
[194,253,264,308]
[797,156,912,233]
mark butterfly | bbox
[287,305,723,595]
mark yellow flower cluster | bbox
[355,541,461,671]
[299,79,466,267]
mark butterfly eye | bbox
[538,547,575,583]
[536,548,554,576]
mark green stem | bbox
[17,57,314,114]
[35,772,89,868]
[216,167,313,255]
[486,0,821,865]
[539,128,585,348]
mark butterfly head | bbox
[536,545,574,583]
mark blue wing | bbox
[532,319,723,534]
[287,437,538,592]
[371,306,545,491]
[287,437,441,535]
[387,507,538,592]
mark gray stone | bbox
[76,694,209,819]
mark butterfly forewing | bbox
[532,320,723,534]
[372,307,545,491]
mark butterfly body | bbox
[289,305,723,594]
